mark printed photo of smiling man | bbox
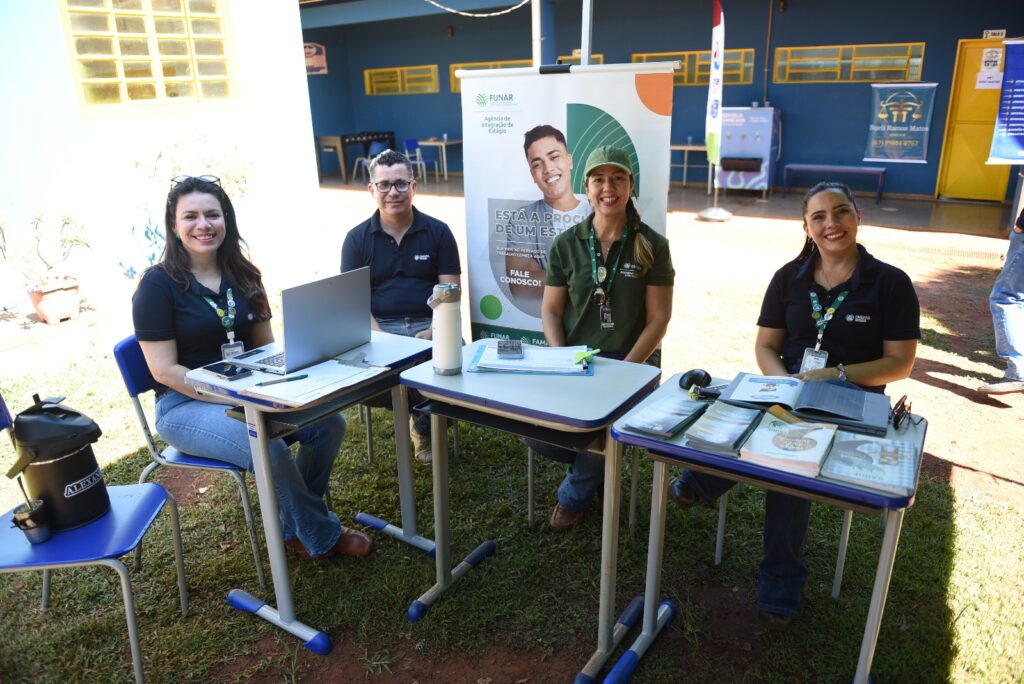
[497,125,593,318]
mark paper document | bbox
[469,344,591,374]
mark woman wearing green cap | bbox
[529,145,675,530]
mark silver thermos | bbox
[428,283,462,375]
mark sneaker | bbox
[758,610,792,632]
[977,378,1024,395]
[668,477,696,510]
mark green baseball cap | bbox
[583,145,633,177]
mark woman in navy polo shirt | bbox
[132,176,371,560]
[670,181,919,626]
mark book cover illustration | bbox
[738,413,837,477]
[683,401,762,455]
[819,430,920,496]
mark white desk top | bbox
[401,340,661,431]
[185,331,431,411]
[670,143,707,152]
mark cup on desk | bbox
[13,499,51,544]
[442,133,448,142]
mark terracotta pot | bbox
[28,281,81,324]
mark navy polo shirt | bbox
[341,206,461,319]
[757,245,920,388]
[133,266,266,388]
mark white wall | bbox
[0,1,325,311]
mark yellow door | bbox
[935,39,1011,200]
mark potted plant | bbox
[0,214,89,324]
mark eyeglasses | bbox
[171,175,221,187]
[372,179,412,194]
[890,394,919,429]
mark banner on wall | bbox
[863,83,937,163]
[458,63,676,343]
[988,40,1024,164]
[304,43,327,75]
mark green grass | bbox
[0,347,1022,682]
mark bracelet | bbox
[836,363,847,382]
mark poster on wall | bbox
[305,43,327,75]
[988,40,1024,164]
[863,83,937,163]
[458,63,675,343]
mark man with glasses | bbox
[342,149,461,463]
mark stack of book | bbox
[683,402,762,456]
[623,393,708,438]
[738,412,838,477]
[819,431,920,496]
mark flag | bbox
[705,0,724,166]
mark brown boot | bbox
[549,503,585,531]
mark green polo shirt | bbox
[545,216,674,355]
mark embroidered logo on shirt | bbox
[845,314,871,323]
[620,262,642,278]
[414,254,431,261]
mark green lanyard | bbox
[808,290,848,351]
[203,287,237,344]
[587,223,630,305]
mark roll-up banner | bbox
[458,63,675,342]
[863,83,937,163]
[988,39,1024,164]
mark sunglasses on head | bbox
[171,175,221,187]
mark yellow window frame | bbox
[556,53,605,65]
[365,64,440,95]
[774,42,925,83]
[449,59,531,93]
[62,0,232,106]
[632,48,754,86]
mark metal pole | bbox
[531,0,542,67]
[580,0,593,66]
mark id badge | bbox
[799,347,828,373]
[599,303,615,330]
[221,341,245,359]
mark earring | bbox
[174,232,182,242]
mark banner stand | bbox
[697,164,732,221]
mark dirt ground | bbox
[2,198,1021,683]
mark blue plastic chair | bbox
[352,140,389,184]
[0,392,188,684]
[404,138,438,182]
[113,334,266,588]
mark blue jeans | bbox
[990,228,1024,380]
[156,390,345,556]
[530,351,661,512]
[680,471,811,617]
[375,316,432,437]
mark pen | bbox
[255,374,308,387]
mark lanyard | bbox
[587,223,630,299]
[203,287,237,344]
[808,290,848,351]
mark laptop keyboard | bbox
[261,352,285,367]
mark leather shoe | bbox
[668,477,696,510]
[758,610,792,632]
[549,503,585,531]
[285,526,373,560]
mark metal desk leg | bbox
[606,459,677,682]
[576,436,629,682]
[227,406,331,654]
[832,508,853,599]
[408,413,495,621]
[356,385,435,556]
[440,145,449,181]
[853,507,905,684]
[682,149,690,187]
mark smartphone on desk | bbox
[202,361,252,381]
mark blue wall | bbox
[303,0,1024,197]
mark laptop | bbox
[229,267,371,375]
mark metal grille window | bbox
[774,43,925,83]
[449,59,531,93]
[364,65,440,95]
[632,49,754,86]
[64,0,231,105]
[556,54,605,65]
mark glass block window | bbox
[449,59,531,93]
[774,43,925,83]
[64,0,231,105]
[633,49,754,86]
[364,65,440,95]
